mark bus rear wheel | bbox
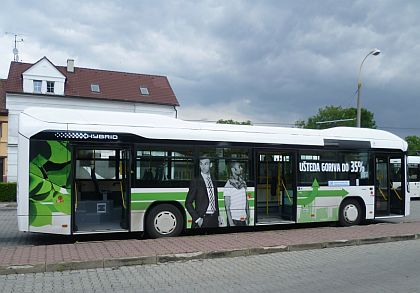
[146,204,183,238]
[339,199,363,226]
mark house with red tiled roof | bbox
[4,56,180,182]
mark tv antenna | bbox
[5,32,24,62]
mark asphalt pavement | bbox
[0,200,419,275]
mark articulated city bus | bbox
[17,107,409,237]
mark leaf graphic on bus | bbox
[30,191,50,202]
[29,172,43,194]
[29,200,53,227]
[49,182,70,214]
[47,141,70,164]
[31,154,49,168]
[29,173,53,197]
[31,187,54,202]
[29,162,43,178]
[52,191,71,214]
[29,140,72,227]
[34,178,52,195]
[47,164,71,188]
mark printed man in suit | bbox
[185,156,221,228]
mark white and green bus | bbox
[17,107,410,237]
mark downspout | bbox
[173,106,178,118]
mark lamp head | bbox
[371,48,381,56]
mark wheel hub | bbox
[154,211,177,235]
[344,204,359,222]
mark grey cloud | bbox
[1,0,420,137]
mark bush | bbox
[0,182,17,202]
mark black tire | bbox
[146,204,184,238]
[339,199,363,226]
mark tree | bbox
[405,136,420,155]
[217,119,252,125]
[295,106,376,129]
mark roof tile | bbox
[5,60,179,106]
[0,79,7,114]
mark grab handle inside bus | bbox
[120,181,126,209]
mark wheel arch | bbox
[341,196,366,216]
[340,196,366,222]
[144,201,187,231]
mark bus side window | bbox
[409,164,419,180]
[198,147,251,187]
[135,148,194,188]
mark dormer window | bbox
[33,80,42,93]
[140,86,149,95]
[47,81,55,93]
[91,84,100,93]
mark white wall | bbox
[22,57,66,95]
[6,93,177,182]
[22,78,65,95]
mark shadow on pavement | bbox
[3,199,417,246]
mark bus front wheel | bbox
[339,199,363,226]
[146,204,183,238]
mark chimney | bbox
[67,59,75,73]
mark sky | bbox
[1,0,419,138]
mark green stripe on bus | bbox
[131,192,188,201]
[131,200,254,211]
[131,191,254,201]
[131,202,151,211]
[131,191,254,211]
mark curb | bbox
[0,202,17,210]
[45,260,104,272]
[0,263,45,275]
[0,234,418,276]
[323,239,359,248]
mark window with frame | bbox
[46,81,55,93]
[75,149,120,180]
[135,147,194,187]
[298,150,371,186]
[91,84,100,93]
[33,80,42,93]
[257,154,292,185]
[198,148,251,184]
[390,159,402,182]
[0,158,3,182]
[408,163,420,181]
[139,86,149,95]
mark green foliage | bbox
[217,119,252,125]
[295,106,376,129]
[405,135,420,155]
[0,183,17,202]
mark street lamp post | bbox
[356,48,381,128]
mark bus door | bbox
[374,155,404,217]
[73,147,130,233]
[255,151,296,224]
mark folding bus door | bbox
[375,155,390,216]
[255,151,296,224]
[389,156,404,215]
[73,147,130,233]
[374,154,405,217]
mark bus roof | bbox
[19,107,407,151]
